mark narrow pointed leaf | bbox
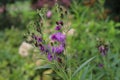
[72,57,95,78]
[35,64,51,70]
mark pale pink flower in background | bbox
[67,28,75,36]
[0,6,5,14]
[46,10,52,18]
[19,41,33,57]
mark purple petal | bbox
[39,44,45,52]
[50,32,66,43]
[52,45,64,54]
[47,53,53,61]
[55,25,61,30]
[38,37,42,42]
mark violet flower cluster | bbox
[98,44,108,56]
[32,21,66,62]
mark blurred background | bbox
[0,0,120,80]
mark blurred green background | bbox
[0,0,120,80]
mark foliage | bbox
[0,1,36,30]
[0,0,120,80]
[26,3,96,80]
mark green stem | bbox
[103,56,114,80]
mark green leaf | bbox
[96,73,104,80]
[35,64,51,70]
[72,57,95,78]
[89,72,93,80]
[79,65,89,80]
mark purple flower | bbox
[46,10,52,18]
[47,53,53,61]
[45,45,51,53]
[56,21,63,25]
[98,45,108,56]
[55,25,61,30]
[39,44,45,52]
[33,35,37,40]
[33,35,42,42]
[52,45,64,54]
[57,57,62,63]
[37,37,42,42]
[50,32,66,43]
[98,63,104,68]
[61,42,66,47]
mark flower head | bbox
[39,44,45,52]
[46,10,52,18]
[37,37,42,42]
[47,53,53,61]
[55,25,61,30]
[19,42,33,57]
[98,45,108,56]
[50,32,66,43]
[33,35,42,42]
[98,63,104,68]
[52,45,64,54]
[56,21,63,25]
